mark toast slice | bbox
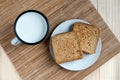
[73,22,100,54]
[52,32,83,64]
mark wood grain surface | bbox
[84,0,120,80]
[0,46,22,80]
[0,0,120,80]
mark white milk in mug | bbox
[11,10,49,45]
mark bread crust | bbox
[73,22,100,54]
[52,32,83,64]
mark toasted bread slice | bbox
[52,32,83,64]
[73,22,100,54]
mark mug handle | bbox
[11,37,21,45]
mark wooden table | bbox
[1,0,120,80]
[85,0,120,80]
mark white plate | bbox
[49,19,102,71]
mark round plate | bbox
[49,19,102,71]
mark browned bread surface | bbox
[52,32,83,64]
[73,22,100,54]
